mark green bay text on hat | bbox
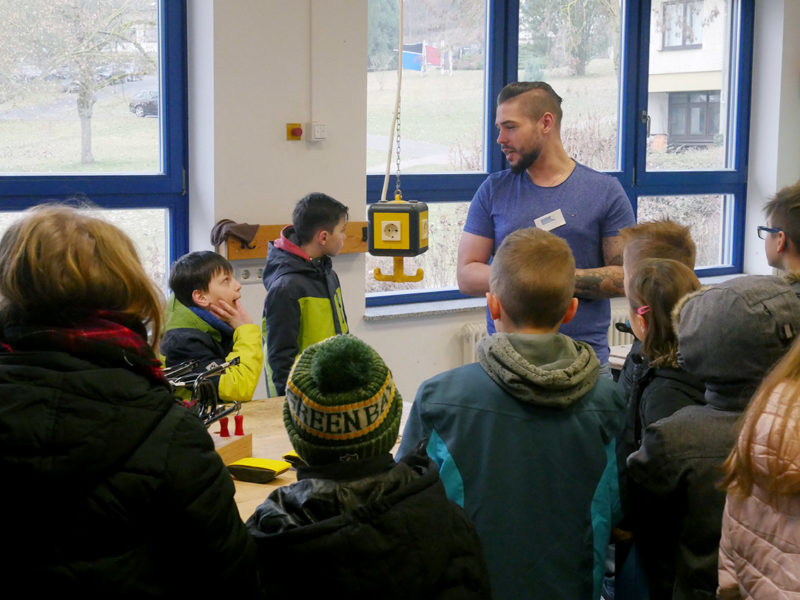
[284,334,402,465]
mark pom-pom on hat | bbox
[283,334,402,465]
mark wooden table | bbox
[215,398,298,520]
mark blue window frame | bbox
[0,0,188,267]
[366,0,754,307]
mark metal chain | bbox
[394,105,402,200]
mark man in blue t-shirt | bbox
[457,81,635,366]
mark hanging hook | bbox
[374,256,424,282]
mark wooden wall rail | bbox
[223,221,368,261]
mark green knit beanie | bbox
[283,334,402,465]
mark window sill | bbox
[699,273,740,285]
[363,296,487,321]
[364,273,742,322]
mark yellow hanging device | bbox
[369,0,429,283]
[369,191,429,282]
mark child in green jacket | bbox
[162,251,262,403]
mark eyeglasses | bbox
[758,225,782,240]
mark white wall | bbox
[187,1,800,400]
[744,0,800,274]
[648,0,726,75]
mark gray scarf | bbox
[477,332,599,408]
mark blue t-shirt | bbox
[464,163,635,363]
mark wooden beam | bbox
[222,221,368,261]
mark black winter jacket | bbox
[615,355,705,598]
[627,388,746,600]
[0,348,258,599]
[262,226,348,397]
[246,451,491,599]
[617,358,706,515]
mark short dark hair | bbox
[764,180,800,251]
[497,81,563,124]
[292,193,349,245]
[169,250,232,308]
[490,228,575,329]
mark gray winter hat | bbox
[675,275,800,387]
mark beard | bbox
[509,146,541,174]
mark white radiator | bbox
[459,307,633,365]
[608,306,634,347]
[460,322,488,364]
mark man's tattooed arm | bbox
[574,236,625,300]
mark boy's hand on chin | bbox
[209,299,253,330]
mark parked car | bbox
[61,77,81,93]
[129,90,159,117]
[95,64,126,85]
[122,62,143,81]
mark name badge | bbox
[534,209,566,231]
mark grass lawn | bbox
[0,88,160,173]
[368,69,485,145]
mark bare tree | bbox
[519,0,617,77]
[0,0,156,164]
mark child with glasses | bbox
[761,180,800,297]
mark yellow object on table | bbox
[225,398,298,520]
[228,457,292,484]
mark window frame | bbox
[365,0,753,307]
[662,0,705,50]
[0,0,189,265]
[667,91,721,145]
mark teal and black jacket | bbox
[161,296,262,403]
[397,332,626,600]
[262,226,348,397]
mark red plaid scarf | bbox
[0,310,168,388]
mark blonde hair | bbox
[0,204,164,348]
[626,258,700,367]
[621,219,697,270]
[722,335,800,497]
[490,228,575,329]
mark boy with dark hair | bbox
[398,227,626,600]
[762,180,800,295]
[262,192,349,396]
[162,250,262,403]
[246,334,491,599]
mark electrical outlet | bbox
[234,261,265,285]
[381,221,401,242]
